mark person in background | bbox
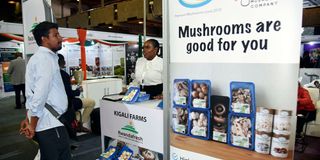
[7,52,26,109]
[132,39,163,99]
[19,21,71,160]
[297,82,316,138]
[301,51,313,68]
[58,54,95,132]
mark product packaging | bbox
[188,108,211,140]
[227,114,255,150]
[137,93,150,102]
[190,80,211,109]
[122,87,150,103]
[122,87,140,103]
[255,131,272,154]
[173,79,190,107]
[270,134,290,158]
[254,107,275,154]
[172,106,189,135]
[211,95,229,143]
[99,146,117,160]
[273,110,292,135]
[117,145,133,160]
[230,82,255,114]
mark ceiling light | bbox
[138,21,143,24]
[308,41,316,45]
[8,1,15,4]
[108,26,113,29]
[114,9,118,12]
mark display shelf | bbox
[170,131,293,160]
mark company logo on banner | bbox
[235,0,279,8]
[178,0,212,8]
[118,121,143,143]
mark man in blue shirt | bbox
[20,21,71,160]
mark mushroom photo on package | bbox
[231,88,252,114]
[173,79,190,106]
[230,116,253,148]
[191,80,210,109]
[189,110,209,137]
[172,107,188,134]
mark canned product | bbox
[273,110,292,135]
[255,131,272,154]
[256,107,274,133]
[271,134,290,158]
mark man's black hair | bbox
[32,21,58,46]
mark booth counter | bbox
[100,99,163,154]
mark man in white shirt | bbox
[134,39,163,98]
[7,52,26,109]
[20,21,71,160]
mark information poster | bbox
[22,0,53,56]
[59,42,125,77]
[169,0,302,159]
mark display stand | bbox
[171,132,293,160]
[100,99,163,154]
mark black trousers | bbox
[296,110,316,134]
[35,126,72,160]
[13,84,25,108]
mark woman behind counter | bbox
[133,39,163,99]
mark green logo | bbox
[121,123,138,134]
[29,23,39,33]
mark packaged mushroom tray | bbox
[99,146,117,160]
[188,109,211,140]
[227,114,255,150]
[190,80,211,109]
[117,146,133,160]
[230,82,256,114]
[172,106,189,135]
[211,95,229,143]
[173,79,190,107]
[122,87,140,104]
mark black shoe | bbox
[15,106,22,109]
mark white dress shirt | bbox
[25,47,68,132]
[134,56,163,86]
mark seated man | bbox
[297,82,317,138]
[58,54,95,132]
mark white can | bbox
[271,134,290,158]
[256,107,274,133]
[273,110,292,135]
[255,131,272,154]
